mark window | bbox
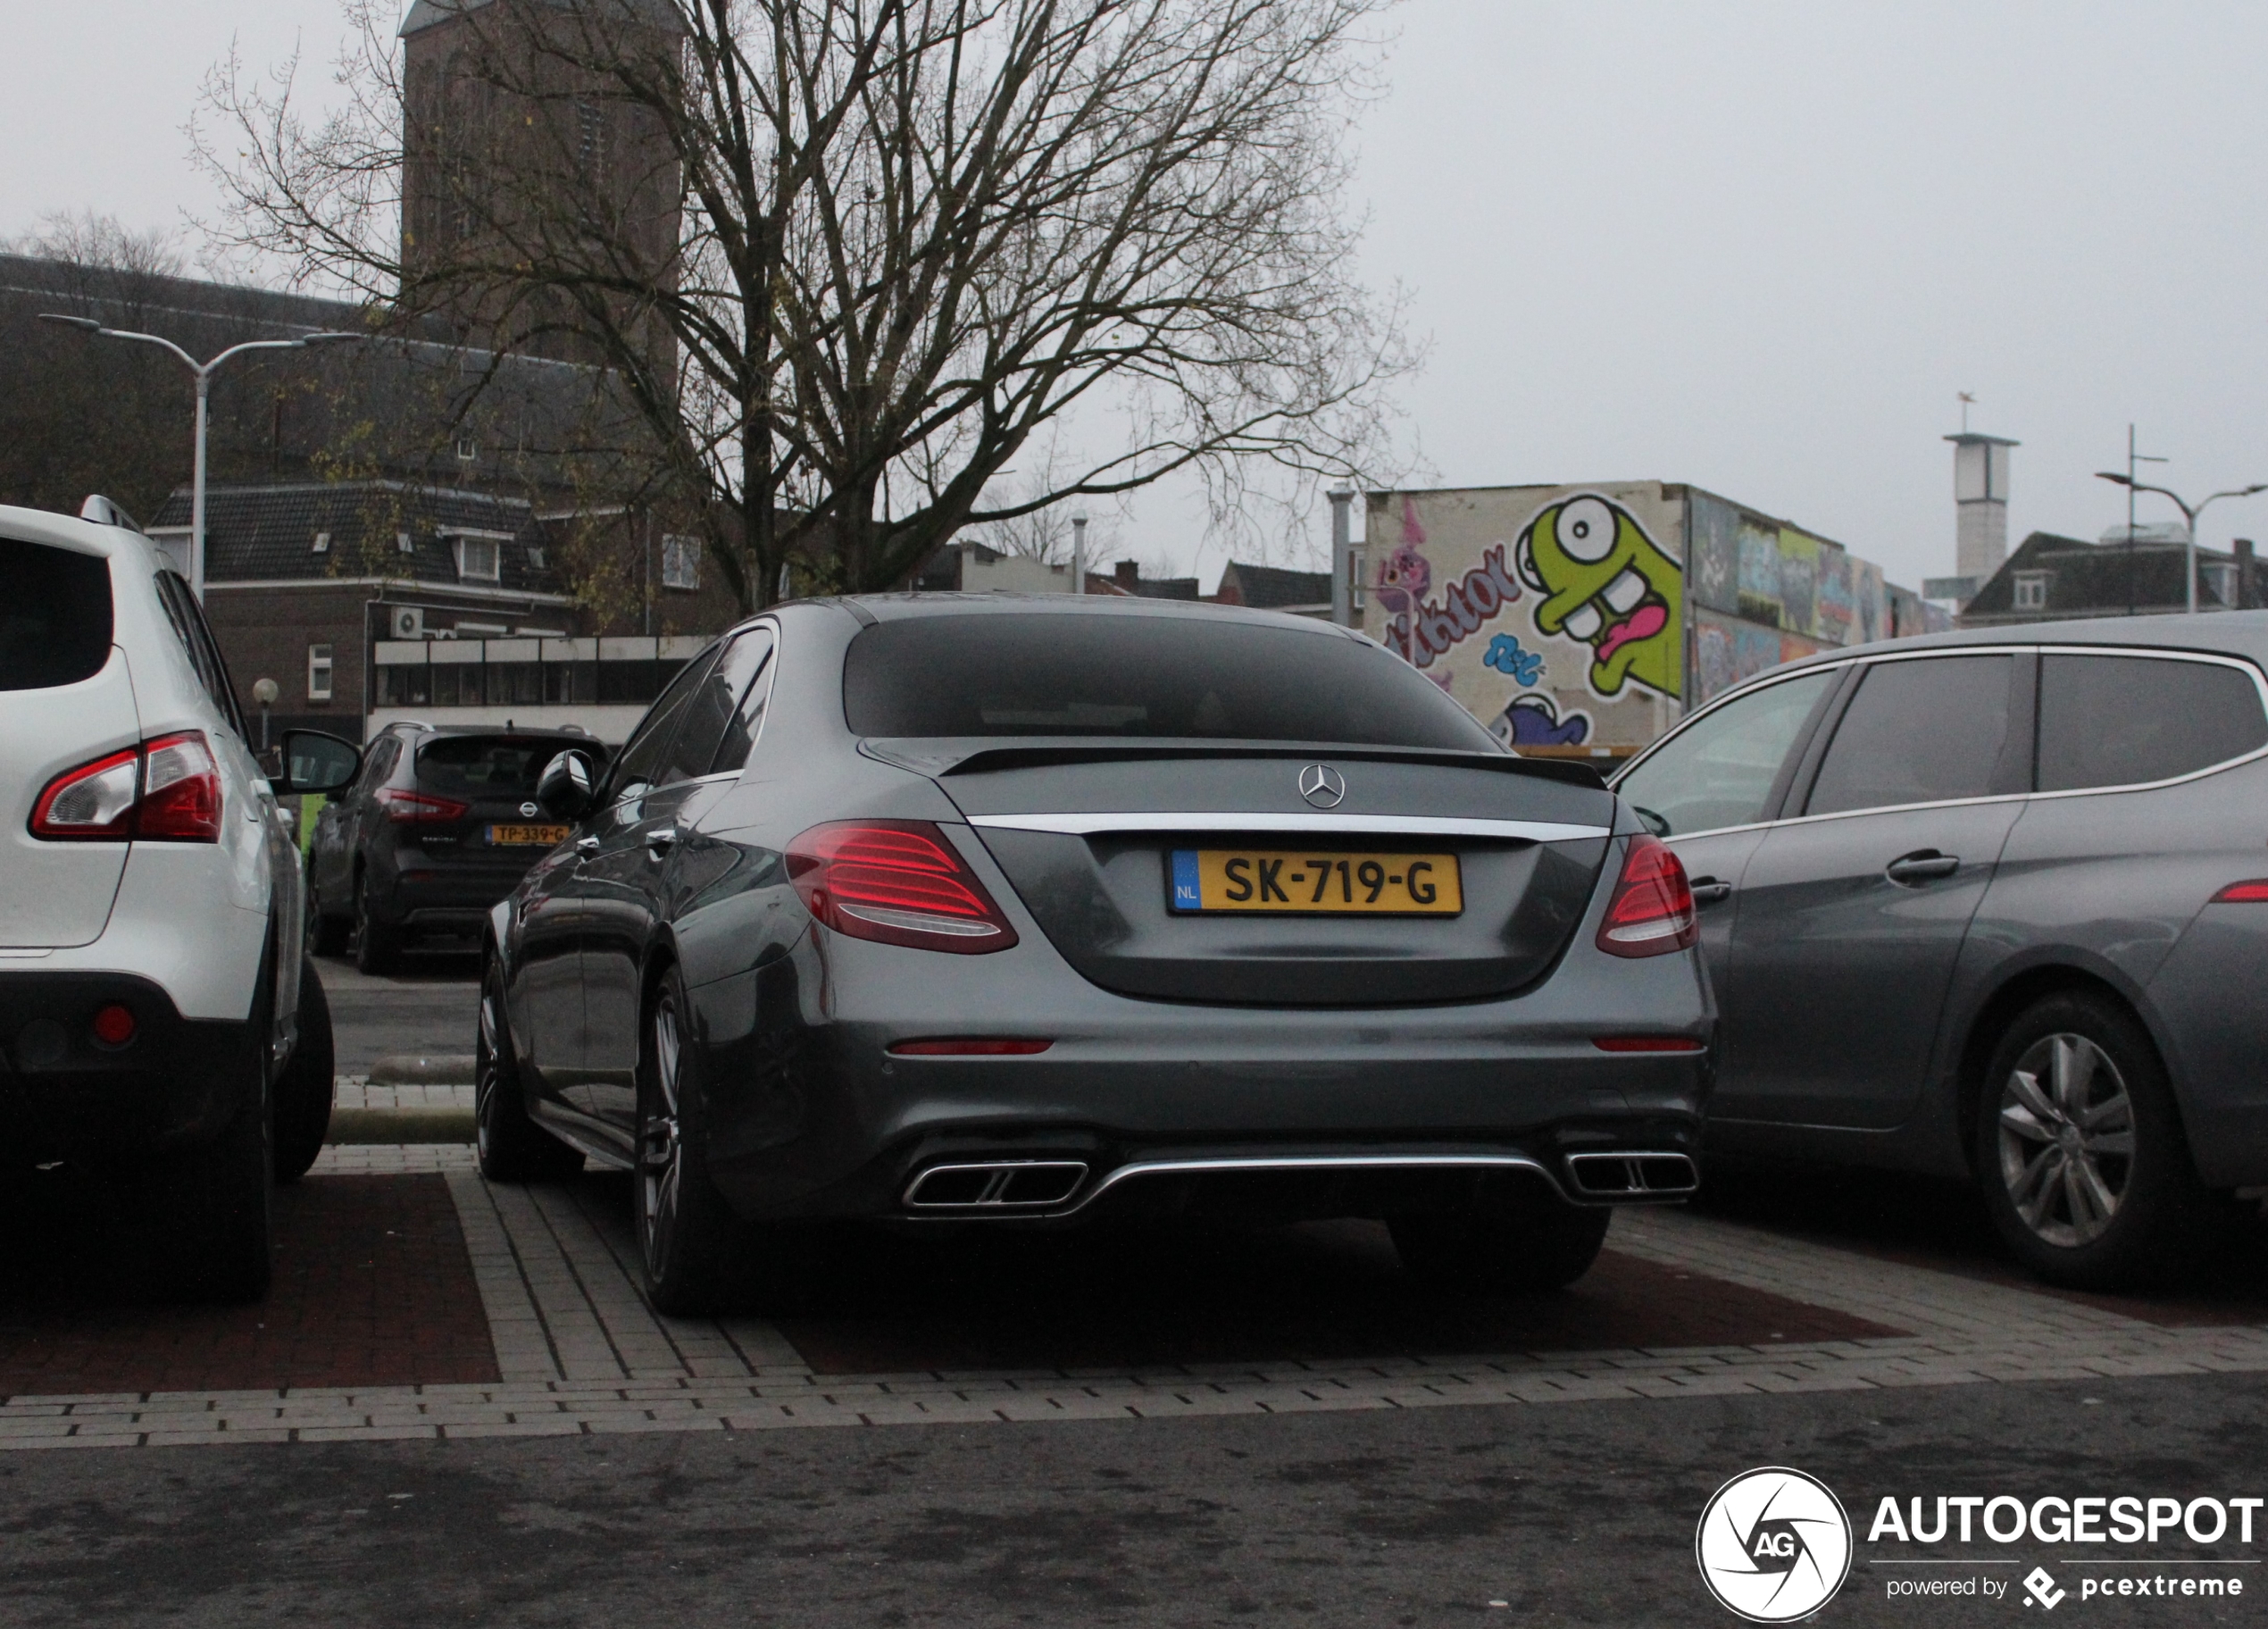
[307,643,334,703]
[416,736,562,798]
[527,545,546,570]
[842,614,1498,750]
[2013,572,2047,612]
[0,539,113,692]
[1613,671,1838,838]
[397,530,415,556]
[1805,656,2022,816]
[455,438,479,465]
[709,631,781,775]
[454,536,502,582]
[312,530,331,556]
[664,628,776,783]
[604,642,725,804]
[661,534,702,591]
[2038,654,2268,792]
[153,571,247,737]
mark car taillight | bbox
[136,732,223,840]
[2214,880,2268,903]
[29,731,222,843]
[376,787,471,823]
[1596,834,1697,957]
[786,820,1019,954]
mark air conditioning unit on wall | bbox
[389,606,426,639]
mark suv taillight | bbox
[29,731,223,843]
[376,787,471,823]
[1596,834,1697,957]
[786,821,1019,954]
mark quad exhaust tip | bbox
[905,1160,1090,1209]
[1563,1150,1699,1198]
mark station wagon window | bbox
[1805,655,2022,816]
[0,538,113,691]
[1614,671,1836,837]
[2037,654,2268,792]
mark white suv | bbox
[0,500,361,1300]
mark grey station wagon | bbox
[1613,612,2268,1289]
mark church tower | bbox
[398,0,683,367]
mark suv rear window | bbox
[843,614,1499,750]
[0,539,113,692]
[415,736,583,797]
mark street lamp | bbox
[2093,469,2268,614]
[38,314,367,600]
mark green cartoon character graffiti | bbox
[1515,494,1683,699]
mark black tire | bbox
[148,959,276,1304]
[1976,990,2217,1291]
[272,957,335,1182]
[475,957,584,1183]
[636,965,760,1316]
[305,865,349,957]
[353,868,398,975]
[1390,1182,1612,1293]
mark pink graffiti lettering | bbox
[1405,545,1524,669]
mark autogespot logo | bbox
[1697,1467,1855,1623]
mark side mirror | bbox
[537,749,598,821]
[275,730,362,796]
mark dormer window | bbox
[312,530,330,555]
[2013,571,2048,612]
[661,533,702,590]
[453,535,502,582]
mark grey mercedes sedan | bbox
[1613,612,2268,1290]
[477,595,1712,1313]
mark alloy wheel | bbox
[474,978,503,1165]
[638,997,685,1280]
[1996,1032,2136,1249]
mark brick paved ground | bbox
[0,1174,497,1396]
[3,1145,2265,1450]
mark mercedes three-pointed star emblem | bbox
[1297,764,1347,809]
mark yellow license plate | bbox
[1170,849,1462,915]
[488,823,571,847]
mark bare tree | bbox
[196,0,1414,612]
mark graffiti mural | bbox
[1488,692,1593,749]
[1513,494,1684,701]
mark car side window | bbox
[2038,654,2268,792]
[705,629,780,777]
[1614,671,1837,837]
[661,627,776,785]
[1805,655,2022,817]
[603,642,725,806]
[352,738,401,798]
[153,572,247,738]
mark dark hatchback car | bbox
[308,723,605,973]
[1612,613,2268,1290]
[477,596,1714,1313]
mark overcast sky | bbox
[5,2,2265,591]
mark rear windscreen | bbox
[0,539,113,692]
[415,737,580,798]
[843,614,1500,750]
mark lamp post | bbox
[1070,509,1088,595]
[38,315,366,601]
[2093,468,2268,614]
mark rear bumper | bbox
[0,973,256,1163]
[689,951,1711,1224]
[375,860,532,936]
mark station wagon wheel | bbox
[1996,1034,2132,1248]
[1976,990,2221,1291]
[473,959,583,1183]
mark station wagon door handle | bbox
[1885,851,1961,885]
[1688,877,1734,905]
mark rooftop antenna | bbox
[1958,391,1976,433]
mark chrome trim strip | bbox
[1056,1153,1605,1213]
[966,813,1609,842]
